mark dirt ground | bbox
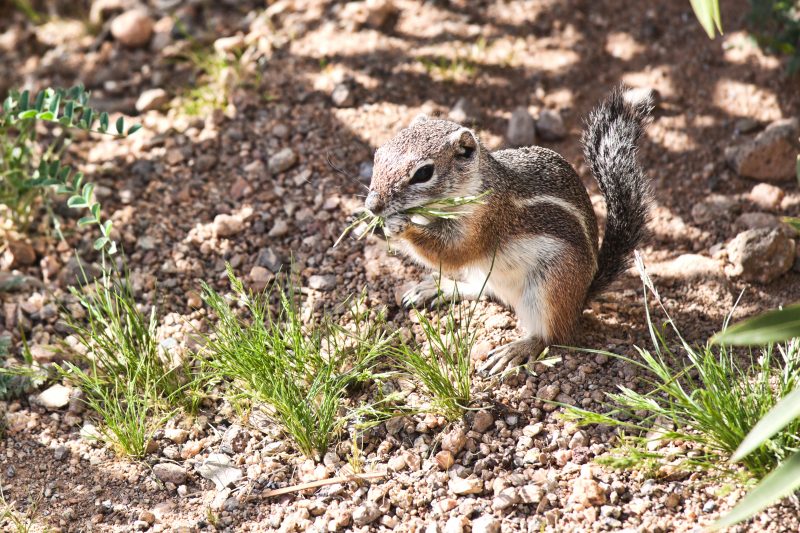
[1,0,800,531]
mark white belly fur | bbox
[466,235,566,339]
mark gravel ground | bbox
[1,0,800,531]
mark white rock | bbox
[449,477,483,495]
[214,34,245,54]
[198,453,243,490]
[135,88,169,112]
[352,502,381,526]
[213,214,244,238]
[37,384,72,409]
[749,183,785,210]
[471,515,500,533]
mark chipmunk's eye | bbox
[410,164,435,185]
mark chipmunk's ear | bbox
[449,127,478,158]
[409,113,429,128]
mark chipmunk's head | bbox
[366,115,484,216]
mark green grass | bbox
[390,275,488,421]
[564,254,800,477]
[0,487,44,533]
[200,265,394,458]
[335,191,491,247]
[57,262,204,457]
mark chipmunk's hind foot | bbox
[477,337,546,377]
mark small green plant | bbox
[201,266,394,458]
[0,486,44,533]
[335,191,491,247]
[57,263,202,457]
[175,47,242,116]
[1,85,140,250]
[565,254,800,477]
[390,274,488,421]
[748,0,800,73]
[418,55,478,81]
[709,292,800,529]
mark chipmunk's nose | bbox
[365,191,385,214]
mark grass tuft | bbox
[391,274,488,421]
[201,265,394,458]
[57,261,204,457]
[565,253,800,477]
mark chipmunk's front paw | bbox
[402,278,440,308]
[477,337,546,377]
[384,214,410,237]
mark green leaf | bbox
[64,100,74,120]
[99,112,109,133]
[33,90,45,111]
[36,111,55,121]
[91,203,101,220]
[107,241,118,255]
[67,196,88,208]
[72,172,84,191]
[82,183,94,202]
[127,124,142,135]
[81,108,94,129]
[19,90,29,110]
[102,220,113,237]
[49,92,61,115]
[77,216,96,227]
[115,116,124,135]
[48,160,59,178]
[712,451,800,530]
[93,237,109,251]
[17,109,37,119]
[690,0,723,39]
[732,387,800,461]
[712,304,800,345]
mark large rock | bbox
[726,228,795,283]
[111,9,154,48]
[725,118,800,181]
[506,107,536,148]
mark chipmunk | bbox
[365,88,653,375]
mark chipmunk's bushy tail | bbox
[583,87,653,300]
